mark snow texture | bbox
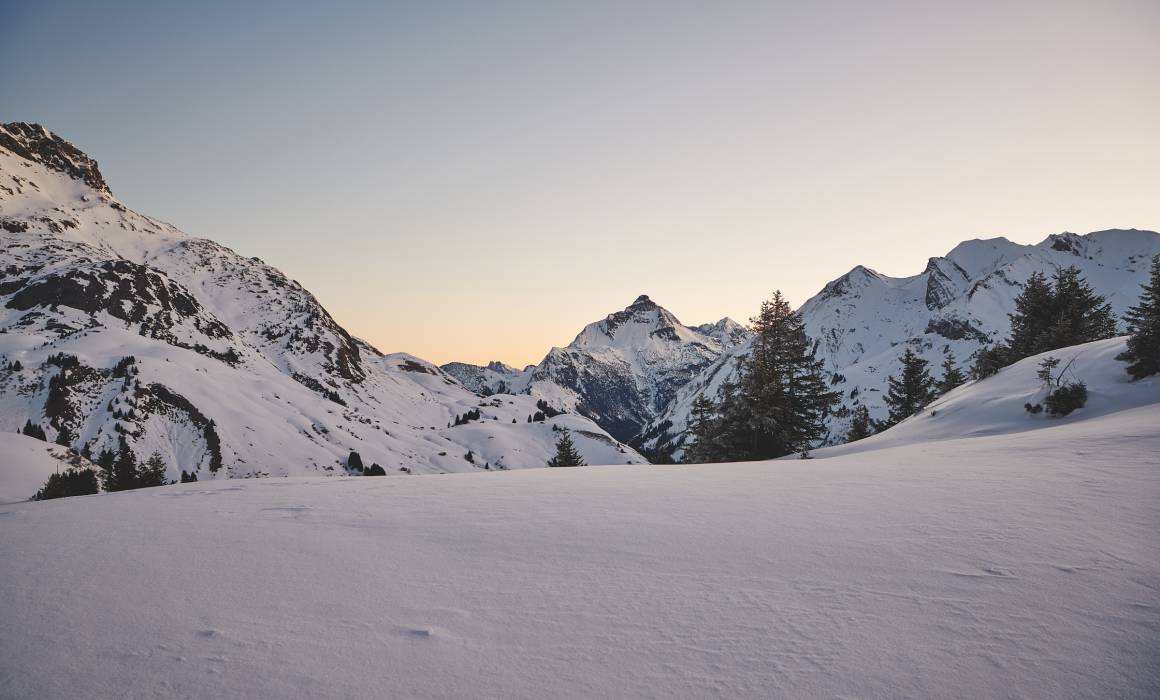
[1,336,1157,698]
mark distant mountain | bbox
[0,123,645,482]
[444,295,750,444]
[642,228,1160,458]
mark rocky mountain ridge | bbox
[0,123,646,481]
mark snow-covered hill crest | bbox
[0,123,645,485]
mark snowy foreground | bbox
[2,406,1158,698]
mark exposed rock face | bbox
[0,122,110,194]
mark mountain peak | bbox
[630,294,655,308]
[0,122,110,194]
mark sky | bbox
[3,1,1159,366]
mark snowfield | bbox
[2,341,1158,698]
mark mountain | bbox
[643,228,1160,457]
[444,295,750,445]
[0,123,645,484]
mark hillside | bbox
[2,339,1156,698]
[0,123,644,481]
[644,229,1160,457]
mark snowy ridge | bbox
[0,123,645,484]
[643,228,1160,457]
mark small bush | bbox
[365,463,386,476]
[1044,382,1087,416]
[1024,402,1043,414]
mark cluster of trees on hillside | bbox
[973,266,1117,378]
[683,258,1160,459]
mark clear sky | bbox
[3,1,1159,366]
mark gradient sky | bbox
[3,1,1159,366]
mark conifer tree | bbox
[882,348,937,428]
[1120,254,1160,379]
[547,428,585,467]
[1007,271,1054,359]
[845,404,873,443]
[138,452,168,488]
[1046,266,1116,349]
[683,395,720,464]
[103,438,140,492]
[734,291,839,459]
[936,347,965,395]
[1005,266,1115,365]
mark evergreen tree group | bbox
[1120,254,1160,379]
[97,439,169,491]
[880,348,937,429]
[976,266,1116,378]
[34,468,99,500]
[547,428,585,467]
[685,291,838,463]
[21,419,47,442]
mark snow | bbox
[646,228,1160,456]
[0,433,93,504]
[1,340,1157,698]
[0,126,644,478]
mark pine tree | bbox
[1046,266,1116,349]
[1007,271,1054,359]
[547,428,585,467]
[733,291,839,459]
[882,348,937,428]
[936,347,965,395]
[180,470,199,483]
[683,395,720,464]
[1121,254,1160,379]
[1005,266,1116,366]
[845,404,873,442]
[105,438,138,492]
[138,452,168,488]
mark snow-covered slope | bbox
[0,432,97,504]
[646,229,1160,457]
[446,295,750,444]
[2,363,1156,698]
[0,123,644,481]
[817,335,1160,458]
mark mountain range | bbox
[2,122,1157,475]
[0,123,646,480]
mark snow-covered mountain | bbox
[0,123,645,482]
[643,228,1160,457]
[445,295,750,444]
